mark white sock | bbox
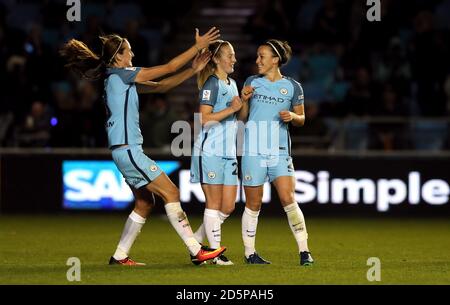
[204,208,221,249]
[113,211,146,260]
[193,224,205,244]
[242,207,260,258]
[284,203,309,252]
[193,212,229,244]
[164,202,201,256]
[219,211,230,224]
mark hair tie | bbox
[108,38,124,64]
[266,41,282,60]
[212,40,225,58]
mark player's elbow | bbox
[200,117,218,127]
[293,115,305,127]
[154,85,169,93]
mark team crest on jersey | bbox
[280,88,288,95]
[202,90,211,101]
[125,67,137,71]
[150,165,158,172]
[208,171,216,179]
[244,175,252,181]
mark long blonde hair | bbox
[197,40,232,89]
[59,34,127,80]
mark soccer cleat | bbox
[300,251,314,266]
[211,254,234,265]
[244,252,271,264]
[190,245,210,265]
[109,256,146,266]
[191,246,226,265]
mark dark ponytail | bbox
[263,39,292,66]
[59,34,126,80]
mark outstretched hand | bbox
[195,27,220,50]
[192,50,212,73]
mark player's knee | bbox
[162,185,180,203]
[245,201,262,211]
[135,199,153,216]
[222,205,235,215]
[279,193,295,206]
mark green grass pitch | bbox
[0,214,449,284]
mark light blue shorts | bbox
[241,154,294,186]
[111,145,163,189]
[190,154,238,185]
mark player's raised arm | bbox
[136,51,212,94]
[134,27,220,83]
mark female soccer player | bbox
[190,40,242,265]
[60,28,226,266]
[238,39,314,266]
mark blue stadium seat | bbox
[83,3,106,19]
[308,53,337,82]
[411,121,448,150]
[282,55,302,80]
[295,0,324,32]
[329,81,350,102]
[344,120,368,150]
[302,81,326,103]
[107,4,142,31]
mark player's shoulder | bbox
[107,66,137,75]
[203,74,220,88]
[245,74,264,85]
[283,76,303,88]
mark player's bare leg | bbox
[110,187,155,266]
[146,173,226,263]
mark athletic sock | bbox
[283,202,309,252]
[164,202,201,256]
[204,208,221,249]
[193,211,230,244]
[242,207,260,258]
[113,211,146,260]
[193,223,205,244]
[219,211,230,224]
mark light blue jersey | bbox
[104,67,143,148]
[243,75,304,156]
[193,74,239,157]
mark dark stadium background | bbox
[1,0,450,289]
[0,0,449,216]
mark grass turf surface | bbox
[0,214,449,284]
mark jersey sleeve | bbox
[291,79,305,106]
[113,67,142,84]
[198,76,219,106]
[244,75,258,87]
